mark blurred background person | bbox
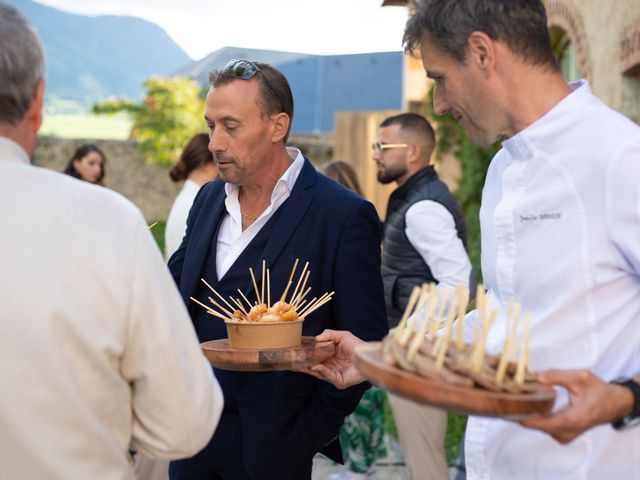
[323,159,387,480]
[165,132,218,259]
[323,159,363,197]
[63,143,106,185]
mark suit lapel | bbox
[258,158,316,271]
[182,184,227,300]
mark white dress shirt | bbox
[405,199,472,289]
[165,179,200,259]
[465,81,640,479]
[0,137,223,480]
[216,147,304,279]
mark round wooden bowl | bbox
[225,319,303,350]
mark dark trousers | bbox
[169,410,313,480]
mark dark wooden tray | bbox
[355,342,556,419]
[201,336,335,371]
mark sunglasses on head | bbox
[221,59,284,113]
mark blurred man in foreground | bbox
[0,3,223,479]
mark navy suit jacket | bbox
[168,158,387,479]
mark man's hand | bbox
[519,369,634,444]
[300,329,367,389]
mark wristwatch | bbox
[610,378,640,431]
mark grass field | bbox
[40,112,133,140]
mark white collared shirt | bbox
[216,147,305,279]
[465,80,640,479]
[405,199,472,289]
[0,137,223,479]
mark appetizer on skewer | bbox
[383,284,538,394]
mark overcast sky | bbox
[35,0,410,60]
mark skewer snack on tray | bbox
[190,258,334,324]
[383,283,538,394]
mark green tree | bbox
[94,76,206,166]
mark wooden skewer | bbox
[261,260,266,305]
[394,286,421,340]
[400,284,432,346]
[299,291,333,317]
[496,301,521,384]
[294,271,310,305]
[515,312,531,384]
[207,296,235,318]
[190,297,231,321]
[201,278,236,314]
[470,308,497,372]
[289,261,309,305]
[297,296,317,316]
[406,285,438,359]
[428,286,450,337]
[435,299,458,369]
[280,258,299,302]
[455,285,469,349]
[249,268,261,304]
[299,293,334,318]
[231,297,248,316]
[293,285,312,309]
[296,299,307,311]
[237,289,253,309]
[267,268,271,308]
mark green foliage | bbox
[445,413,467,465]
[425,86,499,283]
[149,220,167,256]
[94,76,207,166]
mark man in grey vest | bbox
[373,113,472,479]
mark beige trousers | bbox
[133,455,169,480]
[388,392,449,480]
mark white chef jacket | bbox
[0,137,223,480]
[465,80,640,479]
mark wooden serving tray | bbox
[201,336,335,371]
[355,342,556,419]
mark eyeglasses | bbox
[371,141,410,153]
[221,59,283,113]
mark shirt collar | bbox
[0,137,30,165]
[224,147,305,201]
[502,79,590,160]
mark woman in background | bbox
[323,159,363,196]
[63,143,106,185]
[322,159,387,480]
[165,132,218,259]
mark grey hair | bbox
[0,2,46,126]
[403,0,557,69]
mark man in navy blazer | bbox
[168,60,388,480]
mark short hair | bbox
[380,113,435,146]
[208,62,294,143]
[403,0,558,69]
[0,2,46,126]
[169,133,214,182]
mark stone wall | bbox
[33,136,181,222]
